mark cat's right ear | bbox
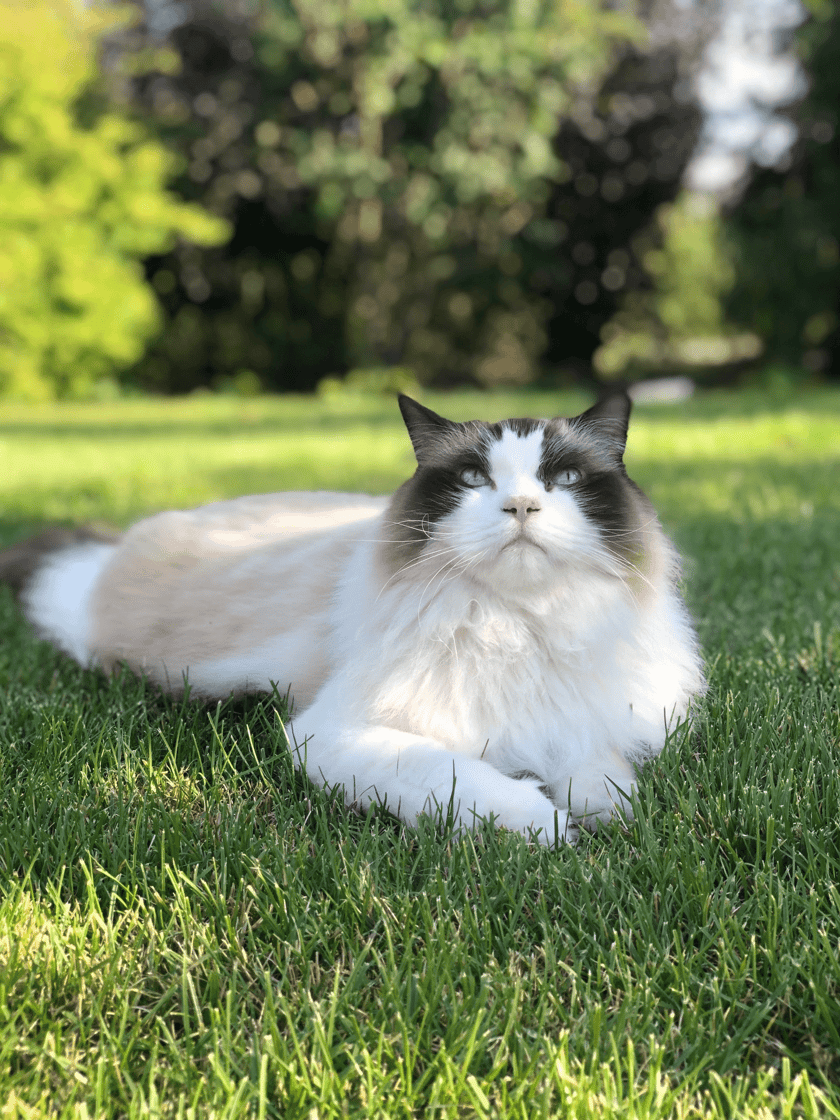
[398,395,459,464]
[574,392,632,458]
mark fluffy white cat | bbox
[2,394,704,842]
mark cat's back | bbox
[91,489,387,618]
[18,491,386,697]
[90,490,390,696]
[120,490,388,560]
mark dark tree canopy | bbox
[120,0,708,393]
[723,1,840,378]
[539,43,702,375]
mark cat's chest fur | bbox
[335,544,646,761]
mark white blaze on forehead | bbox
[485,427,546,493]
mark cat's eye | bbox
[550,467,583,488]
[460,467,491,488]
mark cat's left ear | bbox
[574,392,631,458]
[398,395,460,464]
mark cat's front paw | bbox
[495,782,574,845]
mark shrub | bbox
[0,0,229,399]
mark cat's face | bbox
[385,395,654,595]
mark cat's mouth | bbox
[502,532,547,556]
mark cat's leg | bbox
[287,701,571,844]
[559,752,638,829]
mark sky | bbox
[686,0,807,191]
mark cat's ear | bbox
[574,393,631,457]
[398,395,459,464]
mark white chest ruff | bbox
[342,569,675,786]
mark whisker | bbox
[374,545,463,602]
[588,550,657,595]
[416,546,489,618]
[415,556,462,621]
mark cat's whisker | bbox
[597,530,651,545]
[422,550,489,617]
[381,521,434,538]
[391,545,460,575]
[585,548,658,596]
[411,543,488,616]
[602,516,661,536]
[621,564,658,596]
[415,557,462,621]
[374,545,463,601]
[343,537,438,545]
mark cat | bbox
[1,394,704,843]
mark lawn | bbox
[0,386,839,1118]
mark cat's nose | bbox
[502,496,542,524]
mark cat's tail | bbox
[0,527,118,664]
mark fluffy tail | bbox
[0,528,118,664]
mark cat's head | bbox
[384,394,660,596]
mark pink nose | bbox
[502,496,542,524]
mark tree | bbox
[593,190,747,380]
[723,0,840,378]
[0,0,228,400]
[122,0,709,392]
[538,23,705,377]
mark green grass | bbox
[0,386,839,1118]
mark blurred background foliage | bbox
[0,0,836,399]
[0,0,228,401]
[122,0,709,393]
[722,0,840,380]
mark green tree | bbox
[120,0,711,393]
[127,0,711,392]
[594,191,752,380]
[0,0,228,400]
[723,0,840,378]
[539,29,706,379]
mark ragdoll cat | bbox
[1,394,703,842]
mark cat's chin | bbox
[466,535,620,602]
[475,538,561,593]
[500,534,548,556]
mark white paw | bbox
[494,781,574,845]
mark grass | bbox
[0,385,839,1118]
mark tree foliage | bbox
[0,0,228,400]
[538,35,704,377]
[125,0,706,392]
[723,0,840,378]
[595,191,742,379]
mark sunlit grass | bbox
[1,386,839,1118]
[0,391,587,524]
[1,387,837,526]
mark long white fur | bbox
[23,430,703,844]
[24,542,117,664]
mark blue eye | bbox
[552,468,582,487]
[460,467,490,488]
